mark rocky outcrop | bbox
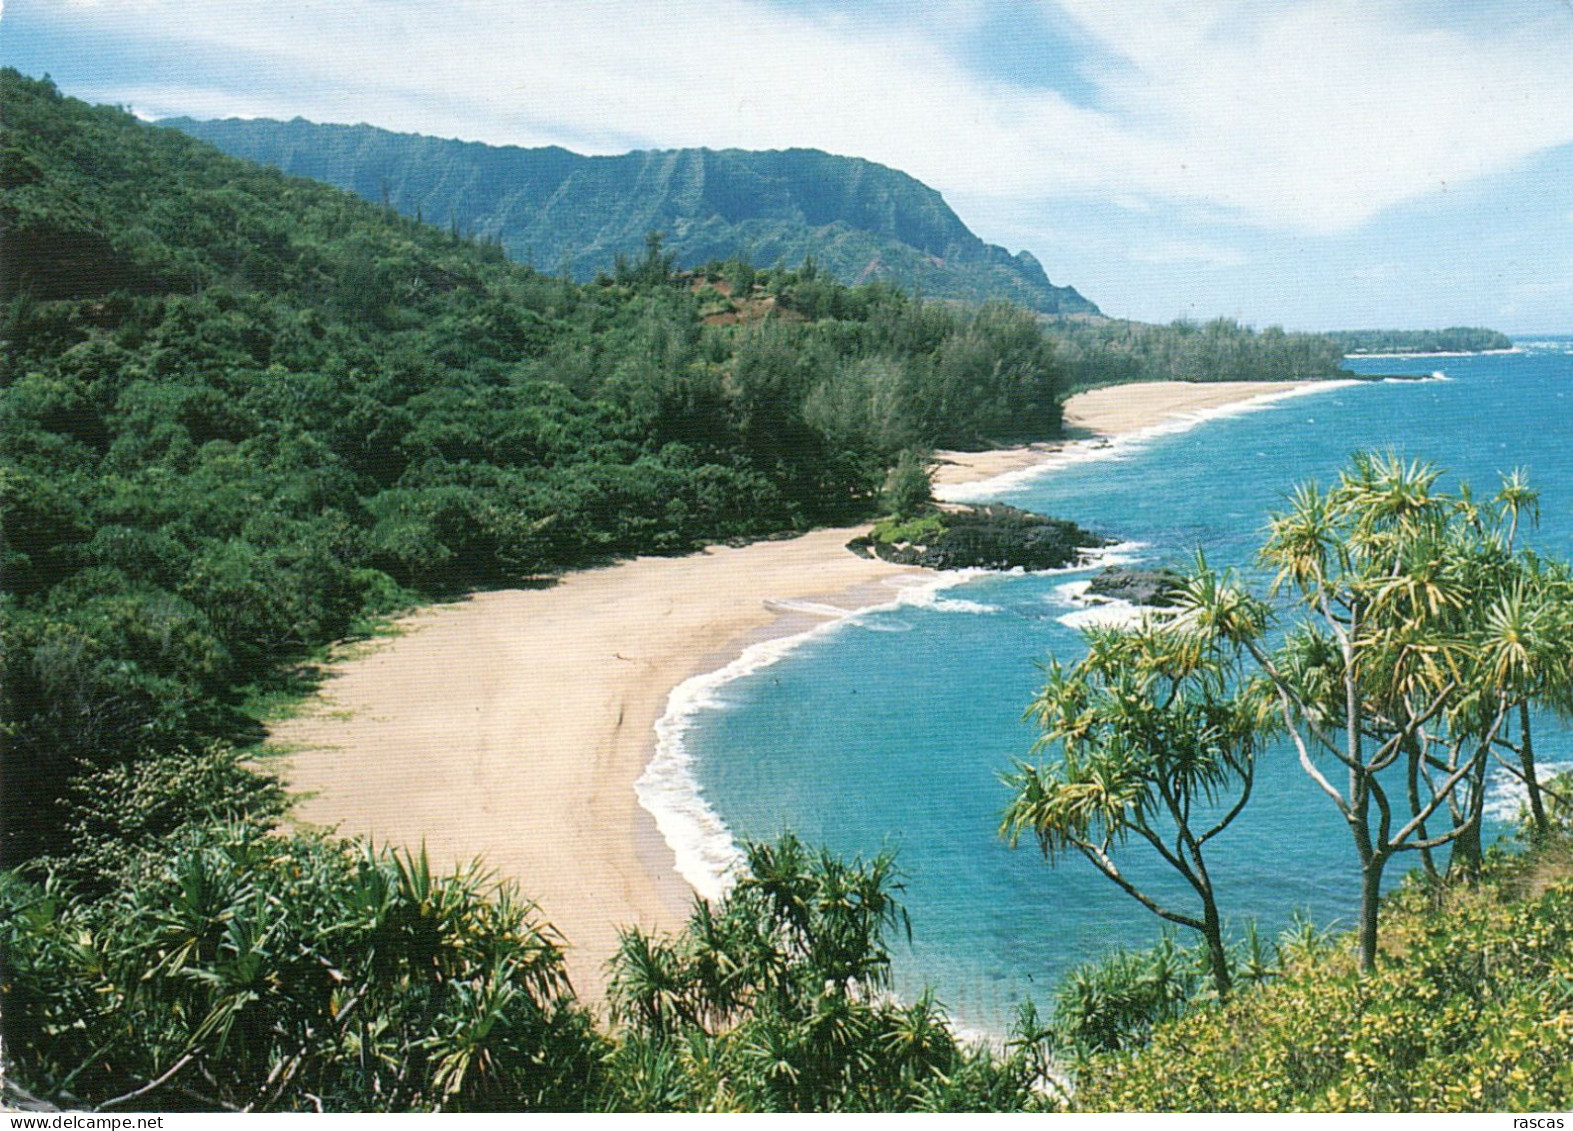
[849,505,1110,571]
[1084,567,1187,607]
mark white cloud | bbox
[1054,0,1573,231]
[25,0,1573,235]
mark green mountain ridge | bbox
[158,116,1098,315]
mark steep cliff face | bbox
[161,116,1098,314]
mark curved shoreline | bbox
[268,379,1341,1004]
[638,566,1012,904]
[931,378,1355,499]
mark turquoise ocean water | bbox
[641,337,1573,1034]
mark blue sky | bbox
[6,0,1573,331]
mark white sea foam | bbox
[1483,759,1573,824]
[852,618,914,633]
[1373,372,1450,384]
[637,569,1004,898]
[888,569,1002,615]
[1051,579,1149,631]
[639,633,809,901]
[1342,348,1523,360]
[934,381,1362,505]
[639,383,1357,900]
[1083,539,1149,570]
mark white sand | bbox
[930,380,1312,487]
[270,379,1320,1004]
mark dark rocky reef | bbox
[849,504,1110,571]
[1085,566,1187,607]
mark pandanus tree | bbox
[1010,453,1573,979]
[1179,452,1572,971]
[1475,471,1573,842]
[608,835,919,1110]
[605,835,1049,1111]
[1002,607,1275,999]
[0,821,601,1112]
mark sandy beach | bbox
[270,379,1317,1004]
[930,379,1312,488]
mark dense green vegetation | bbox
[7,70,1562,1112]
[0,70,1070,867]
[0,71,1071,1109]
[1046,316,1351,387]
[1069,845,1573,1111]
[0,805,1060,1111]
[1328,327,1514,354]
[160,115,1098,315]
[1,814,602,1112]
[600,835,1052,1111]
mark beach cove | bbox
[271,379,1325,1004]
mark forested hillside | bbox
[2,70,1569,1114]
[0,70,1084,868]
[1050,316,1351,386]
[1327,327,1514,354]
[160,115,1098,315]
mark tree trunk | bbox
[1201,900,1233,999]
[1520,701,1549,839]
[1447,749,1490,879]
[1447,807,1482,877]
[1404,733,1439,882]
[1357,853,1387,973]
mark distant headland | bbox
[1326,326,1513,355]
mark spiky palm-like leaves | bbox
[1003,603,1270,998]
[1217,454,1571,968]
[0,823,600,1112]
[601,834,1049,1111]
[1008,454,1573,983]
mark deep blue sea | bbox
[647,337,1573,1034]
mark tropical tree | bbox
[0,822,603,1112]
[1002,604,1274,998]
[1178,452,1569,969]
[604,834,1050,1112]
[1473,470,1573,841]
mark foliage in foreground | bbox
[0,68,1068,867]
[602,835,1051,1112]
[0,818,601,1112]
[1044,914,1333,1063]
[12,788,1573,1113]
[1,810,1054,1113]
[1071,850,1573,1111]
